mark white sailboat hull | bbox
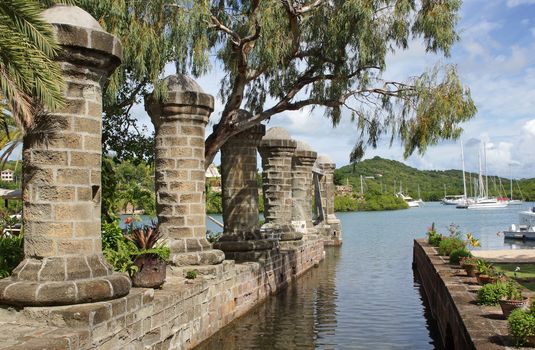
[467,199,508,210]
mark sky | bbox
[130,0,535,179]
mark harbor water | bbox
[191,202,534,349]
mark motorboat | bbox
[441,195,465,205]
[503,208,535,240]
[396,192,420,208]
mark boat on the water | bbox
[503,207,535,240]
[396,192,420,208]
[442,195,465,205]
[466,144,508,210]
[467,197,508,210]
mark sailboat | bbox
[415,184,424,205]
[508,165,524,206]
[467,144,508,210]
[456,140,472,209]
[395,181,420,208]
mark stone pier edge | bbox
[413,238,517,350]
[0,239,324,349]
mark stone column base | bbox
[213,239,276,262]
[170,250,225,266]
[0,256,130,306]
[167,237,225,266]
[317,221,343,246]
[261,223,303,241]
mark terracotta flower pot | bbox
[499,298,528,318]
[131,254,166,289]
[462,263,478,277]
[477,274,497,285]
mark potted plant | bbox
[500,281,528,318]
[476,260,498,285]
[460,257,479,277]
[126,224,170,288]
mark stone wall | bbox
[413,239,511,349]
[1,239,324,350]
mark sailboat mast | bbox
[510,164,513,200]
[477,150,485,198]
[461,140,467,199]
[483,142,489,197]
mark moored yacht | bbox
[503,207,535,240]
[396,192,420,208]
[467,197,508,210]
[441,195,465,205]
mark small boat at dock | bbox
[503,207,535,240]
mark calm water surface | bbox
[193,202,535,349]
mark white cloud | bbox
[507,0,535,7]
[523,119,535,136]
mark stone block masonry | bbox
[0,239,324,349]
[291,141,317,237]
[145,74,225,267]
[0,5,130,307]
[315,155,342,246]
[413,239,519,349]
[258,127,301,242]
[214,118,277,262]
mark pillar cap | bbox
[294,141,317,159]
[259,127,297,149]
[43,5,122,66]
[315,154,335,168]
[145,74,214,124]
[42,5,104,31]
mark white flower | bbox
[515,266,521,272]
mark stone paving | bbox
[473,249,535,263]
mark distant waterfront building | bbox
[205,163,221,187]
[1,169,14,182]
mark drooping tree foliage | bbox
[71,0,475,166]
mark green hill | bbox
[335,156,535,201]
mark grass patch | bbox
[518,281,535,292]
[494,263,535,291]
[494,263,535,279]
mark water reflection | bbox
[196,247,341,349]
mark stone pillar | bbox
[145,74,224,267]
[315,155,342,245]
[291,141,317,237]
[213,120,274,261]
[0,5,131,306]
[258,127,301,241]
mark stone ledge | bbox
[413,239,525,349]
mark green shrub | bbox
[186,270,197,279]
[428,232,443,247]
[0,234,23,278]
[508,308,535,346]
[102,220,124,251]
[449,247,472,264]
[476,282,508,305]
[438,237,465,256]
[334,195,358,211]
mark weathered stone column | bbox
[315,155,342,245]
[0,5,131,306]
[145,74,224,266]
[213,119,274,261]
[291,141,317,237]
[258,127,301,241]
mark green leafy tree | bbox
[70,0,475,166]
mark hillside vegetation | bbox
[335,156,535,201]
